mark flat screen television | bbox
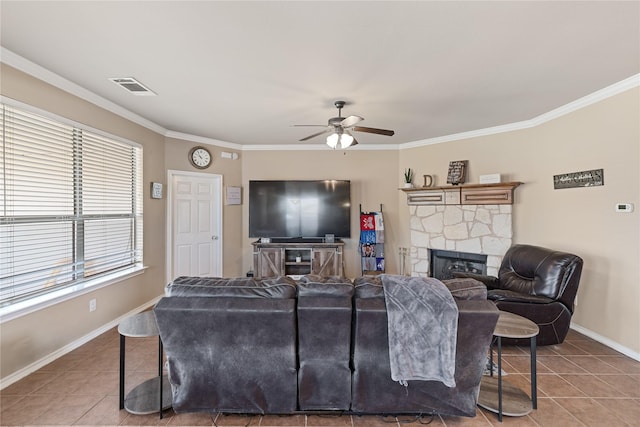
[249,180,351,239]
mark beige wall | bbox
[164,138,244,276]
[0,65,167,378]
[398,87,640,353]
[241,149,400,278]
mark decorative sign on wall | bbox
[553,168,604,189]
[447,160,467,185]
[226,186,242,205]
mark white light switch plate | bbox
[151,182,163,199]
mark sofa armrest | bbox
[442,277,487,300]
[452,272,500,290]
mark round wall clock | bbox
[189,146,212,169]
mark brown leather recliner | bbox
[454,244,583,346]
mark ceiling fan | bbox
[294,101,395,149]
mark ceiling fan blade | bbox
[340,115,364,128]
[352,126,395,136]
[299,128,331,141]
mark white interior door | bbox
[168,171,222,281]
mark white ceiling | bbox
[1,1,639,149]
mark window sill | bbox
[0,265,147,324]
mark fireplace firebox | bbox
[429,249,487,280]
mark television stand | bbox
[252,239,344,278]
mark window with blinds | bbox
[0,104,143,308]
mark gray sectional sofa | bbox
[153,274,498,417]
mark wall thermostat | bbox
[615,203,634,213]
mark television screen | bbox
[249,180,351,238]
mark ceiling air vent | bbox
[108,77,156,96]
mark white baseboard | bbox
[570,322,640,362]
[0,296,162,390]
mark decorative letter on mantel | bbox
[400,182,522,206]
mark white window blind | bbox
[0,104,143,307]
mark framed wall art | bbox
[553,169,604,189]
[447,160,467,185]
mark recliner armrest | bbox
[452,272,500,290]
[488,289,555,304]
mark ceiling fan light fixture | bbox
[302,100,394,147]
[326,132,339,149]
[326,131,354,149]
[339,133,354,149]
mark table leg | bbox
[158,337,163,419]
[119,334,125,410]
[531,335,537,409]
[497,336,503,422]
[490,337,495,376]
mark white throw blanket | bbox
[381,275,459,388]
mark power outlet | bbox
[89,298,97,312]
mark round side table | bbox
[477,310,539,422]
[118,311,172,418]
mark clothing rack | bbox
[359,204,385,275]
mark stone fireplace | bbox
[409,204,513,278]
[403,182,521,278]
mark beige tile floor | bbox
[1,328,639,426]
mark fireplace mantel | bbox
[400,182,522,206]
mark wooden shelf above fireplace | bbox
[400,182,522,206]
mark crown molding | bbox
[3,48,637,152]
[530,73,640,126]
[242,143,399,151]
[164,130,242,150]
[1,47,167,136]
[400,119,537,149]
[399,73,640,150]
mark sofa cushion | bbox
[298,274,351,284]
[351,297,499,416]
[166,276,296,299]
[154,296,298,413]
[297,275,354,297]
[297,275,353,411]
[353,275,384,298]
[442,278,488,300]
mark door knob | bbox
[212,235,219,240]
